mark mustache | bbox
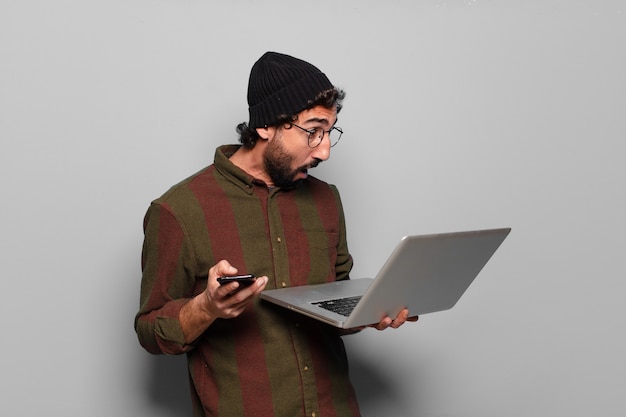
[307,158,322,169]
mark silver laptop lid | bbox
[342,227,511,327]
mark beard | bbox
[263,136,321,188]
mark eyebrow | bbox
[302,116,339,127]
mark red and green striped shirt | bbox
[135,145,361,417]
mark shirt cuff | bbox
[154,299,193,354]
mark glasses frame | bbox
[290,123,343,148]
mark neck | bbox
[230,143,273,186]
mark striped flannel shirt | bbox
[135,145,361,417]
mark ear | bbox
[255,126,276,141]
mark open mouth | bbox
[296,159,321,178]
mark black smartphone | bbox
[217,274,256,287]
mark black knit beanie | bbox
[247,51,334,128]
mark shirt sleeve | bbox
[134,202,198,355]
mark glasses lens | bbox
[329,127,342,147]
[308,127,324,148]
[305,127,343,148]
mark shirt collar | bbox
[214,144,300,193]
[213,145,256,194]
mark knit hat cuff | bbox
[248,71,333,128]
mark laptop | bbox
[260,227,511,328]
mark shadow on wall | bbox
[143,353,192,416]
[347,344,419,417]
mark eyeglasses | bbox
[290,123,343,148]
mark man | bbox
[135,51,417,417]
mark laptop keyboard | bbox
[312,296,362,317]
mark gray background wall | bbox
[1,1,624,416]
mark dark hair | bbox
[236,87,346,149]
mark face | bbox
[262,105,337,187]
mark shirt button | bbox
[312,412,316,417]
[303,366,309,372]
[281,281,287,288]
[277,237,282,243]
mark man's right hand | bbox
[180,260,268,343]
[203,260,268,320]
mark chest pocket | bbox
[288,231,339,286]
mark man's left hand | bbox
[348,308,418,332]
[370,308,419,331]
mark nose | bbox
[311,133,331,161]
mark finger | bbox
[373,317,392,331]
[208,290,253,318]
[223,288,266,316]
[249,275,268,292]
[215,281,242,297]
[210,260,238,280]
[391,309,410,328]
[206,260,240,295]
